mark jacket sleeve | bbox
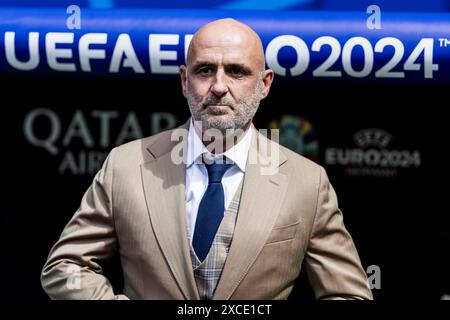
[303,166,373,300]
[41,147,129,300]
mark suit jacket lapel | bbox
[213,126,288,300]
[140,121,200,300]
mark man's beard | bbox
[186,76,264,135]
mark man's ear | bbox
[180,65,187,98]
[261,69,274,99]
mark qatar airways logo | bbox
[325,128,421,177]
[23,108,177,176]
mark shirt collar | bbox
[186,118,252,172]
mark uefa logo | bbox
[325,128,421,177]
[269,115,319,162]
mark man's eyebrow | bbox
[191,61,215,70]
[225,63,253,74]
[190,62,252,73]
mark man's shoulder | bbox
[280,144,320,168]
[275,141,325,184]
[254,128,320,171]
[115,127,176,151]
[109,125,185,164]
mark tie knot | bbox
[204,161,233,183]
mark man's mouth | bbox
[207,104,229,107]
[204,104,232,115]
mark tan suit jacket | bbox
[41,120,373,300]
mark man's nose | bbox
[210,69,229,97]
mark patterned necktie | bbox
[192,159,233,261]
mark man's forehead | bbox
[194,46,248,59]
[196,29,250,45]
[190,38,256,62]
[189,43,252,64]
[192,35,250,56]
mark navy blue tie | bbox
[192,159,233,261]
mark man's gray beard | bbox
[186,77,264,135]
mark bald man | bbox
[41,19,373,300]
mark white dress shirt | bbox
[185,119,252,243]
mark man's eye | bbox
[229,67,248,77]
[198,68,211,75]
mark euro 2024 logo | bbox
[269,115,319,162]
